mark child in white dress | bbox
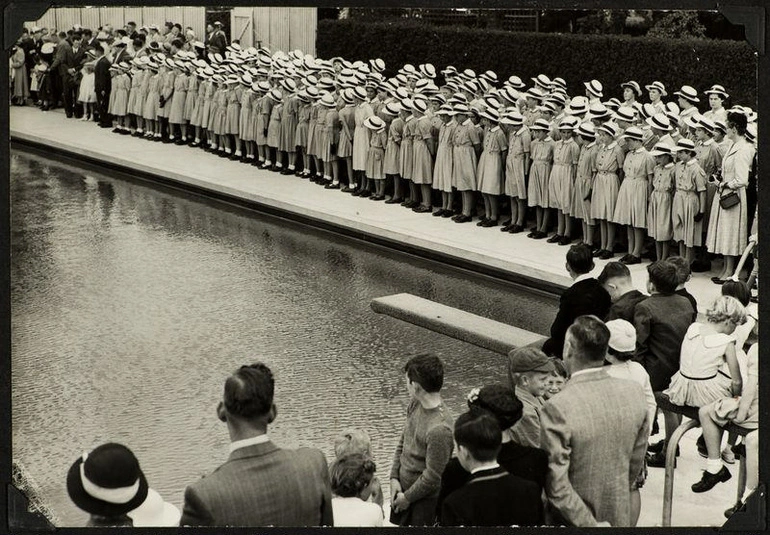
[78,63,97,121]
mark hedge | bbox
[317,19,757,107]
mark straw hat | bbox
[645,81,667,96]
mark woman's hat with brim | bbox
[420,63,437,79]
[586,102,610,121]
[41,42,55,54]
[530,118,551,131]
[621,126,644,142]
[506,75,526,89]
[382,101,402,116]
[558,116,579,130]
[127,489,181,527]
[621,80,642,97]
[597,122,619,138]
[684,113,703,130]
[268,88,283,102]
[453,102,470,115]
[240,73,253,87]
[364,115,386,131]
[500,110,524,126]
[352,86,367,101]
[746,123,757,142]
[67,443,149,517]
[280,78,297,93]
[340,88,355,104]
[524,86,546,101]
[704,84,729,99]
[713,119,728,134]
[576,121,596,139]
[674,85,699,103]
[614,106,637,124]
[531,73,551,88]
[604,97,622,111]
[412,98,428,114]
[649,142,675,157]
[319,92,336,107]
[584,79,604,98]
[441,65,458,76]
[639,102,657,120]
[565,96,588,117]
[695,115,716,133]
[164,57,175,69]
[480,107,500,123]
[435,103,455,117]
[646,112,673,132]
[645,81,667,96]
[676,138,697,152]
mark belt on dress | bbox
[681,371,718,381]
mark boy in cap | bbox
[505,347,555,448]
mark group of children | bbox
[46,41,758,273]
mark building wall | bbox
[26,6,316,56]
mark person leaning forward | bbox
[179,363,333,527]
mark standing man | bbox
[50,31,85,117]
[540,315,650,527]
[111,37,132,67]
[179,363,333,526]
[93,45,112,127]
[208,21,227,56]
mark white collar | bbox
[664,162,675,169]
[686,159,697,167]
[570,367,606,379]
[605,141,617,149]
[404,115,414,123]
[633,146,645,154]
[572,272,594,285]
[586,141,596,149]
[447,119,457,126]
[470,462,500,475]
[229,434,270,454]
[462,118,472,126]
[702,138,714,146]
[515,126,526,136]
[490,125,500,132]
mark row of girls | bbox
[98,49,757,281]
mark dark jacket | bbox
[607,290,648,323]
[112,48,132,66]
[94,56,111,93]
[208,29,227,55]
[543,277,611,358]
[439,466,543,527]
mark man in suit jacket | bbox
[92,46,111,127]
[179,363,333,527]
[208,21,228,55]
[440,411,543,527]
[542,244,612,358]
[540,316,650,527]
[111,38,132,67]
[50,31,85,117]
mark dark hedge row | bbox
[317,19,757,107]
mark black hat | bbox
[67,443,148,517]
[467,384,524,430]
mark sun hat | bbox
[622,126,644,142]
[713,119,728,134]
[695,116,716,133]
[431,93,447,105]
[530,118,551,131]
[127,488,181,527]
[558,116,579,130]
[482,95,501,111]
[506,75,526,89]
[621,80,642,97]
[500,110,524,126]
[645,81,667,96]
[461,68,476,79]
[676,138,697,152]
[649,141,675,158]
[420,63,437,79]
[639,103,657,120]
[565,96,589,116]
[531,73,551,88]
[683,113,703,130]
[239,73,253,86]
[394,87,410,101]
[614,106,637,124]
[704,84,729,99]
[507,346,555,373]
[606,319,636,353]
[550,77,567,92]
[280,78,297,92]
[441,65,457,76]
[646,112,673,132]
[538,100,558,115]
[67,443,149,517]
[480,107,500,123]
[584,79,603,97]
[524,86,547,101]
[597,122,619,138]
[400,98,413,111]
[414,78,430,92]
[576,121,596,139]
[435,103,454,116]
[318,92,336,107]
[267,88,283,102]
[339,88,355,105]
[412,98,428,114]
[351,86,367,101]
[453,102,470,114]
[480,69,498,85]
[674,85,699,103]
[466,384,524,431]
[746,123,757,142]
[587,102,610,120]
[382,101,402,116]
[499,85,520,104]
[363,115,386,131]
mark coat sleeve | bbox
[544,292,572,358]
[179,485,214,526]
[632,302,651,367]
[402,424,454,504]
[316,451,334,526]
[629,401,651,489]
[727,143,755,189]
[540,401,598,527]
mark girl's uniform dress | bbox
[706,137,754,257]
[647,162,675,241]
[225,84,242,135]
[78,71,96,104]
[353,102,374,171]
[548,137,580,212]
[337,104,356,159]
[527,136,554,208]
[294,101,310,150]
[313,105,328,159]
[399,116,415,181]
[319,106,340,163]
[238,87,255,142]
[476,126,507,195]
[110,72,129,117]
[384,116,404,177]
[613,146,655,227]
[142,72,161,121]
[256,94,273,147]
[183,73,198,123]
[190,78,208,128]
[211,87,228,136]
[591,141,624,220]
[305,102,318,157]
[571,140,598,224]
[267,100,283,149]
[664,323,736,407]
[433,120,456,193]
[451,118,481,192]
[411,115,434,185]
[249,92,262,143]
[505,126,531,200]
[672,159,707,247]
[203,81,217,130]
[134,70,150,117]
[365,128,388,179]
[697,138,722,229]
[158,70,176,119]
[125,69,141,116]
[168,72,188,125]
[279,94,299,153]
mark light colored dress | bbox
[313,106,328,158]
[157,70,175,119]
[613,147,654,227]
[319,108,340,163]
[548,137,580,212]
[353,102,374,171]
[647,163,675,241]
[672,160,707,247]
[591,141,624,220]
[571,141,598,223]
[294,102,310,149]
[706,137,754,256]
[11,47,28,99]
[399,116,415,180]
[383,117,403,176]
[142,73,160,121]
[77,72,96,103]
[331,497,383,528]
[211,87,228,136]
[476,126,507,195]
[337,105,356,158]
[365,129,388,179]
[134,70,150,116]
[451,119,481,191]
[697,139,722,230]
[305,102,318,156]
[527,136,554,208]
[110,73,129,117]
[225,85,242,135]
[708,343,758,430]
[279,95,299,152]
[664,323,736,407]
[190,79,208,127]
[504,126,531,200]
[411,116,434,184]
[125,70,141,116]
[168,72,188,124]
[183,74,198,122]
[266,101,283,148]
[238,88,254,141]
[433,120,456,193]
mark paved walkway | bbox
[10,106,727,313]
[9,106,743,527]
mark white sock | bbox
[288,165,295,170]
[706,458,723,474]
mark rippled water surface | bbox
[11,150,557,525]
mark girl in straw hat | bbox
[450,104,483,223]
[168,62,189,144]
[189,68,210,146]
[397,99,416,205]
[383,101,405,203]
[126,60,145,135]
[238,77,255,160]
[363,116,388,199]
[571,122,599,248]
[210,76,229,153]
[304,87,320,177]
[410,98,435,213]
[475,107,507,227]
[526,119,554,239]
[200,70,218,147]
[312,91,329,181]
[337,88,357,187]
[110,64,130,134]
[431,104,456,217]
[501,110,530,233]
[591,124,625,259]
[158,59,176,141]
[352,86,375,195]
[142,62,161,140]
[256,81,275,168]
[547,117,580,245]
[672,139,708,264]
[183,64,199,137]
[279,79,300,172]
[320,93,341,187]
[647,142,676,261]
[266,88,284,170]
[225,75,243,157]
[292,89,311,176]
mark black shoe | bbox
[441,210,455,218]
[622,255,642,265]
[558,235,573,246]
[509,224,524,233]
[280,168,293,175]
[691,466,731,493]
[546,234,562,243]
[432,209,446,217]
[648,440,679,456]
[351,189,363,197]
[480,219,498,228]
[324,183,340,190]
[454,214,472,223]
[412,205,432,213]
[724,500,745,518]
[359,190,372,198]
[500,219,512,227]
[532,231,547,240]
[646,451,675,469]
[592,248,605,258]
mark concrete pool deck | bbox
[10,106,728,312]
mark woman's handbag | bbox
[719,189,740,210]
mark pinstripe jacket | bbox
[540,368,649,527]
[179,441,333,527]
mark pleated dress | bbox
[432,120,456,193]
[183,74,198,123]
[337,105,356,159]
[266,102,283,149]
[672,160,707,247]
[411,116,434,185]
[279,95,299,153]
[399,117,415,180]
[383,117,404,176]
[526,137,554,208]
[647,163,675,241]
[168,73,188,125]
[365,129,388,179]
[504,126,531,200]
[613,147,655,228]
[476,126,507,195]
[142,73,161,121]
[590,141,623,220]
[238,88,254,141]
[548,137,580,212]
[352,103,374,171]
[451,120,481,192]
[294,102,310,149]
[571,141,598,224]
[225,85,242,135]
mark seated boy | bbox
[666,256,698,321]
[506,347,555,447]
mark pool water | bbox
[10,150,557,525]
